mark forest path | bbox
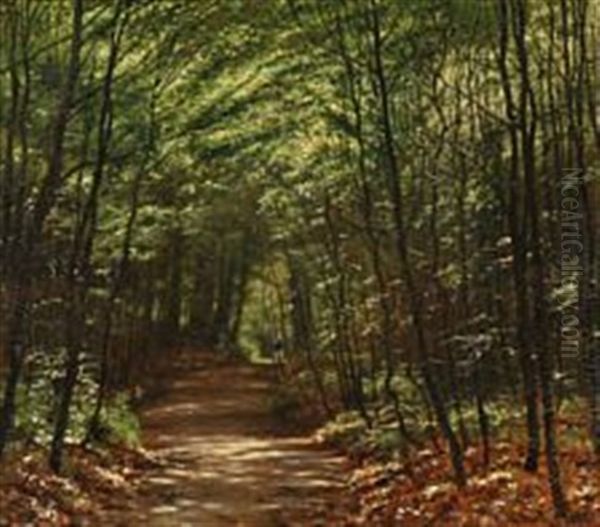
[102,353,348,526]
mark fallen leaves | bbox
[0,445,161,526]
[335,435,600,526]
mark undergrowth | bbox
[7,348,140,450]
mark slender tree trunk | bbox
[368,0,465,486]
[0,0,84,458]
[50,0,125,472]
[496,0,541,472]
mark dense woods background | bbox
[0,0,598,523]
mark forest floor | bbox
[94,352,351,526]
[4,353,600,525]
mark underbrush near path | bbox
[0,377,146,525]
[0,444,161,525]
[316,403,600,526]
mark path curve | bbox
[103,355,348,526]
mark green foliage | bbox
[319,412,368,451]
[12,349,139,448]
[319,412,407,460]
[15,349,96,446]
[100,393,141,448]
[0,3,596,518]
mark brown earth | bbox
[99,354,349,526]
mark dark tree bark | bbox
[367,0,466,486]
[496,0,540,473]
[0,0,84,458]
[50,0,126,472]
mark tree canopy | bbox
[0,0,599,523]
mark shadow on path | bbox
[101,355,349,526]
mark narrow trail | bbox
[103,354,349,526]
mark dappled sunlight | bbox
[99,360,348,526]
[1,0,596,525]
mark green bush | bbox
[10,347,140,448]
[15,347,98,446]
[100,393,141,447]
[319,411,368,449]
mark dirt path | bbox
[102,355,349,526]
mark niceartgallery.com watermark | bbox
[557,168,584,360]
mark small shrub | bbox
[100,393,141,447]
[318,411,368,450]
[11,347,140,449]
